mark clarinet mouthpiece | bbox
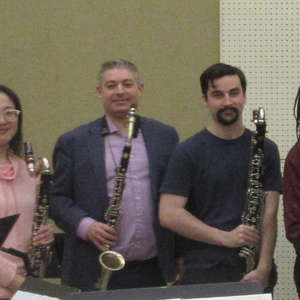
[24,142,36,175]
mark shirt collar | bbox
[105,115,119,134]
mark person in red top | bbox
[283,87,300,298]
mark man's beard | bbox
[217,107,239,125]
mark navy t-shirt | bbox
[160,128,282,269]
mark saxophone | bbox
[98,104,137,290]
[24,142,53,278]
[239,107,266,273]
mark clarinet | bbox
[24,142,53,278]
[98,104,137,290]
[239,107,266,273]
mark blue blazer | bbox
[50,116,179,290]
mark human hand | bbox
[241,268,269,289]
[87,221,117,251]
[7,274,25,292]
[223,225,260,248]
[33,224,54,247]
[174,257,185,285]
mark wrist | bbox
[215,228,229,247]
[256,263,272,274]
[77,217,96,240]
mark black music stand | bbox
[63,281,264,300]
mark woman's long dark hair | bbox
[0,85,23,156]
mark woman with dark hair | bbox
[0,85,54,299]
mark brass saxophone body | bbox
[24,142,53,278]
[98,104,137,290]
[239,107,266,273]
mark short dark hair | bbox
[200,63,247,97]
[98,59,142,85]
[0,85,23,156]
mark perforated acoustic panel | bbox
[220,1,300,299]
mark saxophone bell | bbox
[99,250,125,271]
[98,250,125,291]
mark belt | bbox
[125,257,158,269]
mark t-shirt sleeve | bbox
[263,140,282,193]
[160,143,194,197]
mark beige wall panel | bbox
[0,0,219,160]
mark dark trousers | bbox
[294,253,300,297]
[107,257,165,290]
[180,258,277,295]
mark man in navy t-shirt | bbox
[159,63,281,293]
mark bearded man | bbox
[159,63,281,294]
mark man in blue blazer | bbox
[50,59,179,291]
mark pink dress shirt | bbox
[0,155,37,299]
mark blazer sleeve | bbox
[50,133,89,235]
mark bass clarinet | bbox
[24,142,53,278]
[239,107,266,273]
[98,104,137,290]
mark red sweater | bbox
[283,142,300,253]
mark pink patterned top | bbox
[0,155,37,299]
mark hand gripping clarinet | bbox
[98,104,137,290]
[24,142,53,278]
[239,107,266,273]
